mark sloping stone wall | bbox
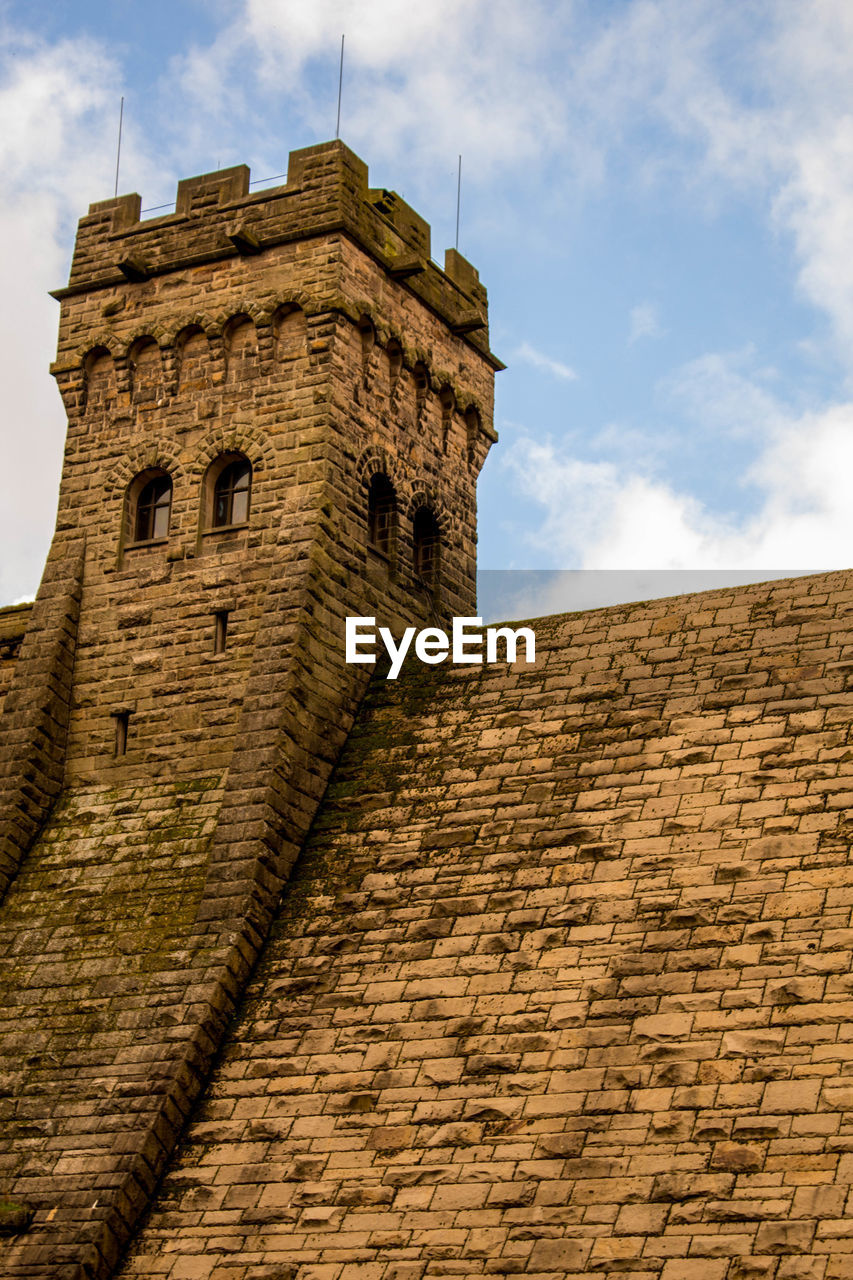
[119,570,852,1280]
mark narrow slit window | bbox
[213,610,228,654]
[113,711,129,757]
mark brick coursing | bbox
[117,571,853,1280]
[2,136,852,1280]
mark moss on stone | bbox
[0,1197,33,1236]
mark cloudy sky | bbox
[2,0,853,607]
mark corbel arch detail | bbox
[119,323,171,356]
[77,333,123,365]
[213,300,269,335]
[268,290,314,319]
[158,313,219,347]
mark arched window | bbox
[439,386,455,452]
[274,305,307,360]
[367,473,397,557]
[84,347,115,410]
[133,472,172,542]
[359,316,375,360]
[176,326,210,394]
[387,339,403,384]
[465,405,481,463]
[413,506,441,587]
[213,457,252,527]
[224,316,257,382]
[129,337,161,403]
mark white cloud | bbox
[571,0,853,363]
[505,386,853,573]
[490,0,853,584]
[0,33,122,602]
[175,0,573,180]
[7,0,853,603]
[628,303,663,344]
[661,349,786,440]
[515,341,578,382]
[0,26,176,604]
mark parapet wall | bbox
[117,569,853,1280]
[56,142,498,370]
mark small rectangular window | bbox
[213,610,228,654]
[113,711,129,757]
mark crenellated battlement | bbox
[57,140,498,366]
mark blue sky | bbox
[2,0,853,606]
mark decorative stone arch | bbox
[189,423,275,479]
[213,299,269,335]
[438,383,456,453]
[463,401,483,465]
[412,358,431,397]
[161,312,219,346]
[119,322,171,355]
[221,310,262,382]
[190,424,274,538]
[356,445,400,493]
[126,334,163,403]
[357,313,376,356]
[81,342,120,410]
[76,332,123,365]
[173,322,215,395]
[103,441,185,505]
[409,487,449,598]
[271,301,309,361]
[104,442,185,558]
[355,313,377,393]
[407,486,449,531]
[357,446,401,565]
[268,288,313,320]
[385,334,405,385]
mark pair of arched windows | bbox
[129,456,252,545]
[367,474,441,588]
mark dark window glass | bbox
[367,474,397,555]
[414,507,440,586]
[213,459,251,527]
[113,711,129,756]
[213,610,228,654]
[134,475,172,542]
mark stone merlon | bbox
[54,139,503,370]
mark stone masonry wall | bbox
[0,141,497,1277]
[0,604,32,708]
[118,570,853,1280]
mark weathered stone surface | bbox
[3,134,853,1280]
[114,568,853,1279]
[0,140,496,1279]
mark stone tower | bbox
[0,141,499,1277]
